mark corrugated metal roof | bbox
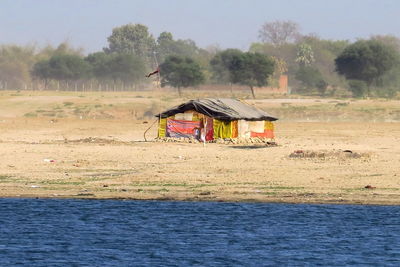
[157,98,278,121]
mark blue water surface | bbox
[0,199,399,266]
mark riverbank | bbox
[1,119,399,205]
[0,91,399,205]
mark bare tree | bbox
[259,20,300,46]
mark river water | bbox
[0,199,399,266]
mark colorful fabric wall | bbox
[237,120,275,139]
[158,111,275,140]
[250,121,275,139]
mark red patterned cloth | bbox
[166,119,201,139]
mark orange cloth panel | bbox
[231,121,238,138]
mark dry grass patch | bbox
[289,149,370,159]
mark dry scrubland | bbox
[1,89,400,205]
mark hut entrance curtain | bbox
[213,119,232,139]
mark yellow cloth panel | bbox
[158,118,167,137]
[213,119,232,139]
[265,121,274,131]
[213,119,222,139]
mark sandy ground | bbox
[0,91,399,205]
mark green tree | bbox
[230,52,275,98]
[211,50,275,98]
[107,53,146,86]
[85,52,112,81]
[86,52,146,87]
[295,66,327,95]
[155,32,208,65]
[34,42,84,64]
[156,31,175,61]
[379,64,400,98]
[348,80,368,98]
[0,45,36,89]
[160,55,205,96]
[155,32,214,83]
[371,35,400,97]
[371,35,400,52]
[48,54,90,85]
[335,39,400,96]
[31,60,52,88]
[105,24,155,64]
[210,49,243,83]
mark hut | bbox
[156,98,278,142]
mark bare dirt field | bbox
[1,90,399,205]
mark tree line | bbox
[1,21,400,98]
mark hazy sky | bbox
[1,0,399,54]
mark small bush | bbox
[348,80,367,98]
[63,101,74,106]
[335,102,349,107]
[316,80,328,95]
[374,87,398,99]
[295,66,327,95]
[24,112,37,118]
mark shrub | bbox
[348,80,367,98]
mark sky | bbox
[1,0,400,54]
